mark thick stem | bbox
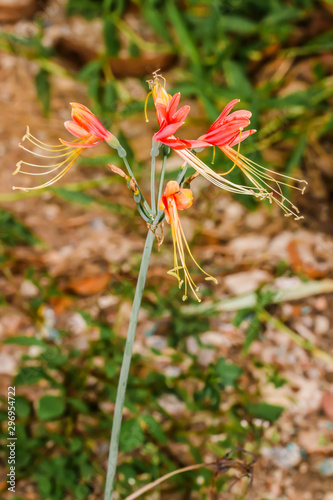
[150,153,156,214]
[157,154,168,205]
[121,155,152,214]
[104,228,156,500]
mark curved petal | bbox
[154,122,185,141]
[207,99,240,132]
[174,188,193,210]
[167,92,181,118]
[228,128,256,147]
[64,120,87,138]
[164,180,180,197]
[172,105,190,124]
[71,103,110,140]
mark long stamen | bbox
[144,91,152,123]
[13,150,82,191]
[220,145,306,219]
[22,127,69,150]
[219,128,243,177]
[178,224,218,284]
[166,200,217,302]
[19,144,74,159]
[177,148,263,196]
[13,155,76,174]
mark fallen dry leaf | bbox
[65,273,111,296]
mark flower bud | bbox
[108,164,129,180]
[129,178,139,195]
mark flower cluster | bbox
[14,73,307,301]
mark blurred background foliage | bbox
[0,0,333,498]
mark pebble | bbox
[186,336,199,355]
[0,353,17,375]
[158,394,186,417]
[198,348,215,367]
[314,315,330,335]
[224,269,272,295]
[317,458,333,476]
[146,335,167,351]
[67,313,87,335]
[20,280,39,298]
[261,443,302,469]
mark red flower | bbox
[14,103,119,191]
[152,85,207,150]
[197,99,256,148]
[62,102,119,148]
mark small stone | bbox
[261,443,302,469]
[98,295,118,309]
[90,217,106,231]
[317,458,333,476]
[186,336,199,355]
[314,315,330,335]
[164,366,181,378]
[67,313,87,335]
[0,353,17,375]
[20,280,39,298]
[200,331,222,347]
[146,335,167,351]
[198,348,215,367]
[158,394,186,417]
[224,269,272,295]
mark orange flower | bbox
[159,181,217,301]
[13,103,119,191]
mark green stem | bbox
[151,153,156,214]
[157,154,168,206]
[260,310,333,365]
[104,226,157,500]
[121,155,152,214]
[177,162,189,185]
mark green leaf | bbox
[215,357,243,387]
[165,0,201,74]
[104,17,121,56]
[233,308,252,327]
[3,336,46,347]
[35,68,50,116]
[243,315,261,354]
[78,60,103,82]
[69,437,83,453]
[53,187,130,216]
[15,366,47,386]
[37,395,66,420]
[141,414,168,444]
[285,132,307,177]
[0,209,40,247]
[103,81,118,112]
[246,402,284,423]
[120,418,144,452]
[67,397,89,415]
[222,60,252,99]
[54,188,96,206]
[66,0,102,19]
[221,15,257,35]
[15,396,31,419]
[143,5,172,43]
